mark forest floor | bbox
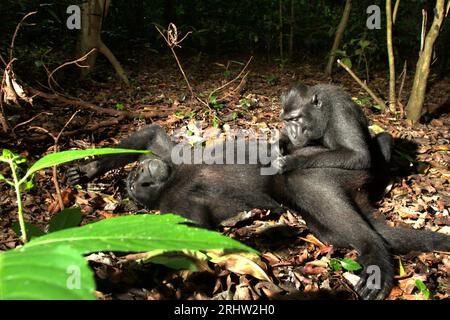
[0,54,449,300]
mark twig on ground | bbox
[12,112,53,132]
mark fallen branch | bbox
[29,89,175,121]
[337,59,386,110]
[27,114,125,142]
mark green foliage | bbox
[329,258,362,272]
[0,146,255,300]
[264,74,279,86]
[239,98,253,109]
[114,103,125,111]
[212,113,219,128]
[175,111,197,119]
[143,250,210,272]
[48,207,83,233]
[223,70,232,78]
[209,95,225,111]
[0,148,151,242]
[0,245,96,300]
[11,207,83,239]
[29,148,150,178]
[11,222,45,240]
[0,214,254,299]
[415,279,430,300]
[329,258,342,272]
[352,96,372,108]
[26,214,255,254]
[337,35,378,79]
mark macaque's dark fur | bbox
[273,84,388,174]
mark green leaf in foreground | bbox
[26,214,256,254]
[49,207,83,233]
[0,245,95,300]
[27,148,151,176]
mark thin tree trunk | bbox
[76,0,129,84]
[406,0,445,122]
[386,0,396,112]
[288,0,294,59]
[279,0,284,59]
[324,0,352,78]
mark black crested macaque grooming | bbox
[67,125,450,300]
[273,84,390,174]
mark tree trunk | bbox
[288,0,294,59]
[324,0,352,78]
[386,0,396,112]
[76,0,129,84]
[279,0,284,59]
[406,0,445,122]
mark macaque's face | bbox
[280,87,327,147]
[127,158,170,207]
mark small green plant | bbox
[337,35,377,80]
[175,111,196,119]
[239,97,253,109]
[415,279,430,300]
[264,74,278,86]
[212,113,219,128]
[352,96,382,111]
[329,258,362,272]
[223,69,232,78]
[209,95,225,111]
[0,148,150,243]
[114,103,125,111]
[274,57,289,69]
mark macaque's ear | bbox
[311,94,322,108]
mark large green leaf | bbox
[0,245,95,300]
[25,214,256,254]
[27,148,151,176]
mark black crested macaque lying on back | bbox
[67,131,449,299]
[272,84,392,174]
[67,125,282,227]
